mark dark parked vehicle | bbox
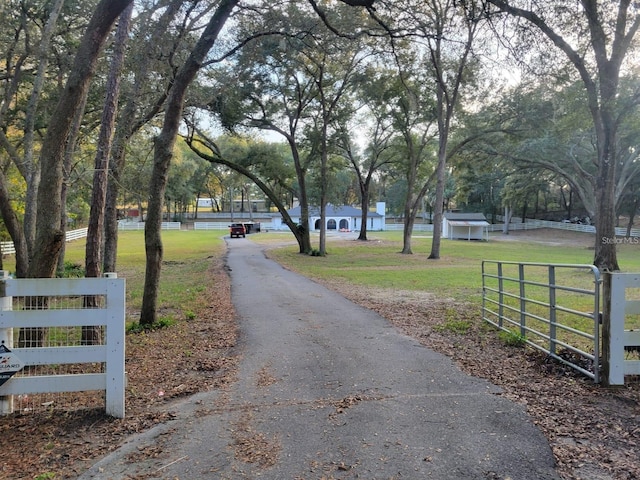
[229,223,246,238]
[242,222,261,234]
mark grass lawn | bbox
[2,230,229,324]
[258,230,640,302]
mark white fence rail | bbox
[1,228,89,255]
[0,272,126,417]
[494,219,640,237]
[385,223,434,232]
[193,222,229,230]
[609,272,640,385]
[118,221,181,230]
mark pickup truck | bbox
[229,223,246,238]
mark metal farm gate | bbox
[482,261,602,382]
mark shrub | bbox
[498,330,527,347]
[58,261,84,278]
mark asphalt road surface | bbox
[80,237,560,479]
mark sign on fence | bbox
[0,343,24,387]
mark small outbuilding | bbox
[442,212,489,241]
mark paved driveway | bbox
[80,237,560,479]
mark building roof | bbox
[448,220,489,227]
[287,204,383,217]
[443,212,488,222]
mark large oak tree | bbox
[487,0,640,272]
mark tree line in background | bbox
[0,1,638,332]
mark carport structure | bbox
[442,212,489,241]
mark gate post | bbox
[0,270,13,414]
[607,273,625,385]
[601,272,613,385]
[103,272,126,418]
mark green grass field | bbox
[255,230,640,355]
[1,230,229,322]
[258,230,640,302]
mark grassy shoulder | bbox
[15,230,229,326]
[255,230,640,303]
[1,229,238,480]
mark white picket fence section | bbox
[0,228,89,255]
[118,221,181,231]
[193,222,233,230]
[0,273,126,417]
[494,218,640,237]
[609,272,640,385]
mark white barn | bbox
[442,212,489,241]
[273,203,386,232]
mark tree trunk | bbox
[358,191,369,241]
[427,18,472,259]
[0,169,29,277]
[319,126,328,256]
[140,0,239,325]
[289,140,312,254]
[401,212,415,254]
[83,3,133,345]
[626,197,638,238]
[22,0,64,258]
[428,149,447,259]
[503,206,512,234]
[104,0,183,273]
[58,89,90,275]
[86,4,131,278]
[28,0,133,279]
[0,0,63,277]
[593,160,620,271]
[103,140,125,273]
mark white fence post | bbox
[0,271,13,415]
[609,273,640,385]
[609,273,627,385]
[104,272,126,418]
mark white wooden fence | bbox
[0,272,126,417]
[0,228,88,255]
[609,272,640,385]
[494,218,640,237]
[193,222,233,230]
[118,221,181,230]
